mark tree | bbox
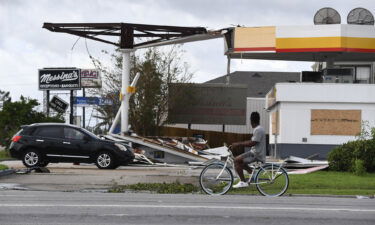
[90,46,193,136]
[0,94,64,149]
[0,90,11,110]
[0,90,11,102]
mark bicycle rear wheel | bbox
[255,164,289,197]
[199,163,233,195]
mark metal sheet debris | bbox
[287,165,329,174]
[284,156,328,168]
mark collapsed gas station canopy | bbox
[225,24,375,62]
[42,22,222,49]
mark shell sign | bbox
[231,24,375,54]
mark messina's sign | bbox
[39,68,81,90]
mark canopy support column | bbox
[121,49,133,134]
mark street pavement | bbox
[0,160,200,191]
[0,190,374,225]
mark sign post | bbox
[83,88,86,128]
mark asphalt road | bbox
[0,190,374,225]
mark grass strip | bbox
[0,150,12,161]
[109,182,199,194]
[0,164,9,171]
[109,171,375,196]
[227,171,375,196]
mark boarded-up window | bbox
[271,111,279,135]
[311,110,361,135]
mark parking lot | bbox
[0,161,201,192]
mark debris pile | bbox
[144,136,210,155]
[107,134,209,164]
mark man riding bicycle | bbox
[230,111,266,188]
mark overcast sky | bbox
[1,0,374,103]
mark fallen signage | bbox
[49,96,69,113]
[39,68,81,90]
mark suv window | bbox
[34,126,63,138]
[64,128,86,140]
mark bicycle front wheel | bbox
[199,163,233,195]
[255,164,289,197]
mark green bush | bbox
[328,141,357,172]
[354,159,366,176]
[328,139,375,173]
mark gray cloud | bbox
[1,0,374,101]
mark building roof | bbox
[205,71,300,97]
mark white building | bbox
[266,83,375,159]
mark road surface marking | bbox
[0,204,373,213]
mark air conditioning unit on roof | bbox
[322,68,353,83]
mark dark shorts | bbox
[239,151,263,164]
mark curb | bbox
[286,193,357,198]
[0,169,16,177]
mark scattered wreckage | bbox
[104,134,328,174]
[104,134,212,165]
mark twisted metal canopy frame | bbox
[43,22,208,49]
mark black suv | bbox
[9,123,134,169]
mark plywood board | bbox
[271,111,279,135]
[234,27,275,49]
[311,109,361,136]
[266,87,277,108]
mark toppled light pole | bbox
[109,72,140,134]
[43,22,208,135]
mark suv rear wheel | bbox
[22,150,42,167]
[95,151,118,169]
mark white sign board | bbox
[81,69,102,88]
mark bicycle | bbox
[199,147,289,196]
